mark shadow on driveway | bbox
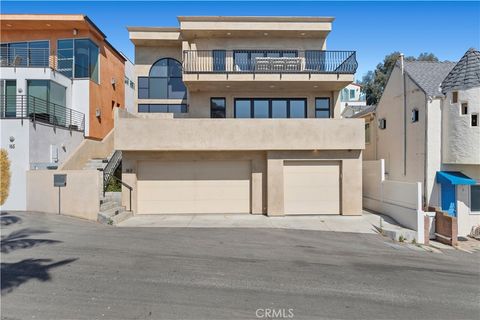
[1,258,78,295]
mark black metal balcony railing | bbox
[183,50,358,74]
[0,47,52,68]
[0,95,85,132]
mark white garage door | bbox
[283,161,340,215]
[137,160,251,214]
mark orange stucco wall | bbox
[1,25,125,139]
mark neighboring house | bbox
[123,54,135,113]
[115,16,364,216]
[359,49,480,237]
[0,14,127,210]
[339,82,366,116]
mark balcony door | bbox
[1,80,17,117]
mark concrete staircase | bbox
[98,192,132,225]
[83,157,109,171]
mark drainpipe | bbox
[401,53,407,176]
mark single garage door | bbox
[283,161,340,215]
[137,160,251,214]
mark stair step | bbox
[98,206,127,224]
[100,201,121,211]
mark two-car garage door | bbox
[137,160,251,214]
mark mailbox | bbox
[53,174,67,187]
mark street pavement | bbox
[1,211,479,320]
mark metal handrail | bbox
[0,95,85,132]
[103,150,122,192]
[105,175,132,212]
[0,47,52,68]
[183,50,358,74]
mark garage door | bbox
[137,160,251,214]
[283,161,340,215]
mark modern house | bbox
[115,16,364,216]
[339,82,366,116]
[0,14,128,210]
[359,49,480,237]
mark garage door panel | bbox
[137,160,251,214]
[284,161,340,215]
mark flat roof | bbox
[177,16,335,23]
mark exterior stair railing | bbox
[100,150,132,211]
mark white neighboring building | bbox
[340,83,366,116]
[361,49,480,237]
[123,54,135,113]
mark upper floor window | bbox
[138,58,186,100]
[234,98,306,118]
[461,103,468,115]
[365,122,371,144]
[1,40,49,67]
[472,113,478,127]
[211,98,226,118]
[349,89,355,100]
[315,98,330,118]
[452,91,458,103]
[57,39,99,83]
[411,108,419,122]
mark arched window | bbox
[138,58,186,100]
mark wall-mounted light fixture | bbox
[73,28,78,36]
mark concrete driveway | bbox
[118,210,383,234]
[1,211,479,320]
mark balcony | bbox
[182,50,357,89]
[0,95,85,132]
[114,109,364,151]
[0,47,52,68]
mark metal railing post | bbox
[129,189,132,212]
[32,96,36,125]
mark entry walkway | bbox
[118,210,393,234]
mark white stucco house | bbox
[360,48,480,237]
[339,82,367,117]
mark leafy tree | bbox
[360,52,439,105]
[0,149,11,205]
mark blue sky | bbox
[2,1,479,80]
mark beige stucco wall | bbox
[361,114,377,161]
[122,149,362,216]
[26,170,101,221]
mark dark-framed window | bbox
[138,104,187,113]
[472,113,478,127]
[461,103,468,115]
[471,185,480,212]
[234,98,307,118]
[315,97,330,118]
[211,97,226,118]
[1,40,49,67]
[411,108,419,122]
[233,50,298,71]
[57,39,99,82]
[138,58,186,99]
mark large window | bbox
[27,80,67,125]
[471,185,480,212]
[138,58,187,100]
[0,41,49,67]
[234,98,306,118]
[211,98,226,118]
[138,104,187,113]
[315,98,330,118]
[57,39,99,82]
[1,80,17,117]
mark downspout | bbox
[401,53,407,176]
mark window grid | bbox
[234,98,307,119]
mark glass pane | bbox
[289,100,306,118]
[27,80,49,115]
[9,42,28,66]
[50,81,66,126]
[4,80,17,117]
[272,100,287,118]
[211,98,225,110]
[253,100,269,118]
[235,100,251,118]
[168,77,187,99]
[316,98,330,110]
[138,88,149,99]
[266,52,280,58]
[315,110,330,118]
[28,41,49,67]
[168,104,186,113]
[58,39,73,50]
[213,50,226,71]
[149,78,168,99]
[234,52,248,71]
[282,51,297,58]
[150,59,168,77]
[149,104,168,112]
[138,77,149,88]
[168,59,182,77]
[57,40,74,78]
[89,41,99,83]
[74,39,90,78]
[472,186,480,211]
[138,104,149,112]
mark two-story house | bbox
[114,16,364,217]
[359,49,479,236]
[0,14,127,210]
[339,82,367,116]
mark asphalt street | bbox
[1,211,479,320]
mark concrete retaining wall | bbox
[26,170,101,221]
[363,159,425,243]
